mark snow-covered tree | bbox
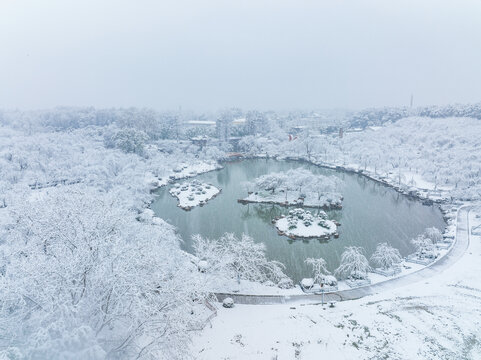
[423,227,443,244]
[251,169,339,198]
[254,172,287,194]
[192,234,225,274]
[216,109,235,141]
[304,257,331,285]
[0,180,10,207]
[370,243,402,270]
[159,113,181,140]
[1,188,208,359]
[411,235,438,259]
[238,135,270,155]
[104,127,148,156]
[335,247,371,280]
[246,110,268,135]
[193,233,289,285]
[301,131,313,160]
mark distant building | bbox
[190,135,211,149]
[232,118,246,126]
[184,120,216,138]
[290,126,308,135]
[320,126,339,135]
[185,120,216,127]
[345,127,363,133]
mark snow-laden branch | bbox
[193,233,290,286]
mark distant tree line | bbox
[347,102,481,129]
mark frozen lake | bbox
[151,159,445,282]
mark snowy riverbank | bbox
[205,241,455,297]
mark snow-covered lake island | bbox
[275,208,338,240]
[239,168,343,209]
[169,180,220,210]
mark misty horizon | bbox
[1,0,481,112]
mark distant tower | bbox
[410,94,414,108]
[339,128,343,138]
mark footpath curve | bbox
[215,206,471,305]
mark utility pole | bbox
[410,94,414,108]
[320,282,325,306]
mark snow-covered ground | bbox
[200,275,304,296]
[158,161,222,187]
[275,209,337,239]
[1,110,480,359]
[193,209,481,359]
[403,171,453,192]
[169,180,220,210]
[201,262,425,296]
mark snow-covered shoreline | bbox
[228,154,451,209]
[205,236,457,297]
[187,157,460,298]
[156,161,222,188]
[157,155,456,297]
[277,155,449,204]
[171,157,461,299]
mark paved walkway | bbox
[215,206,471,305]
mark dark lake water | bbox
[151,159,445,282]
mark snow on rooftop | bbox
[186,120,216,126]
[232,118,246,125]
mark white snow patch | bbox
[275,208,337,239]
[169,180,220,210]
[158,161,222,187]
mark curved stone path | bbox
[215,206,471,305]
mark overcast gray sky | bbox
[1,0,481,111]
